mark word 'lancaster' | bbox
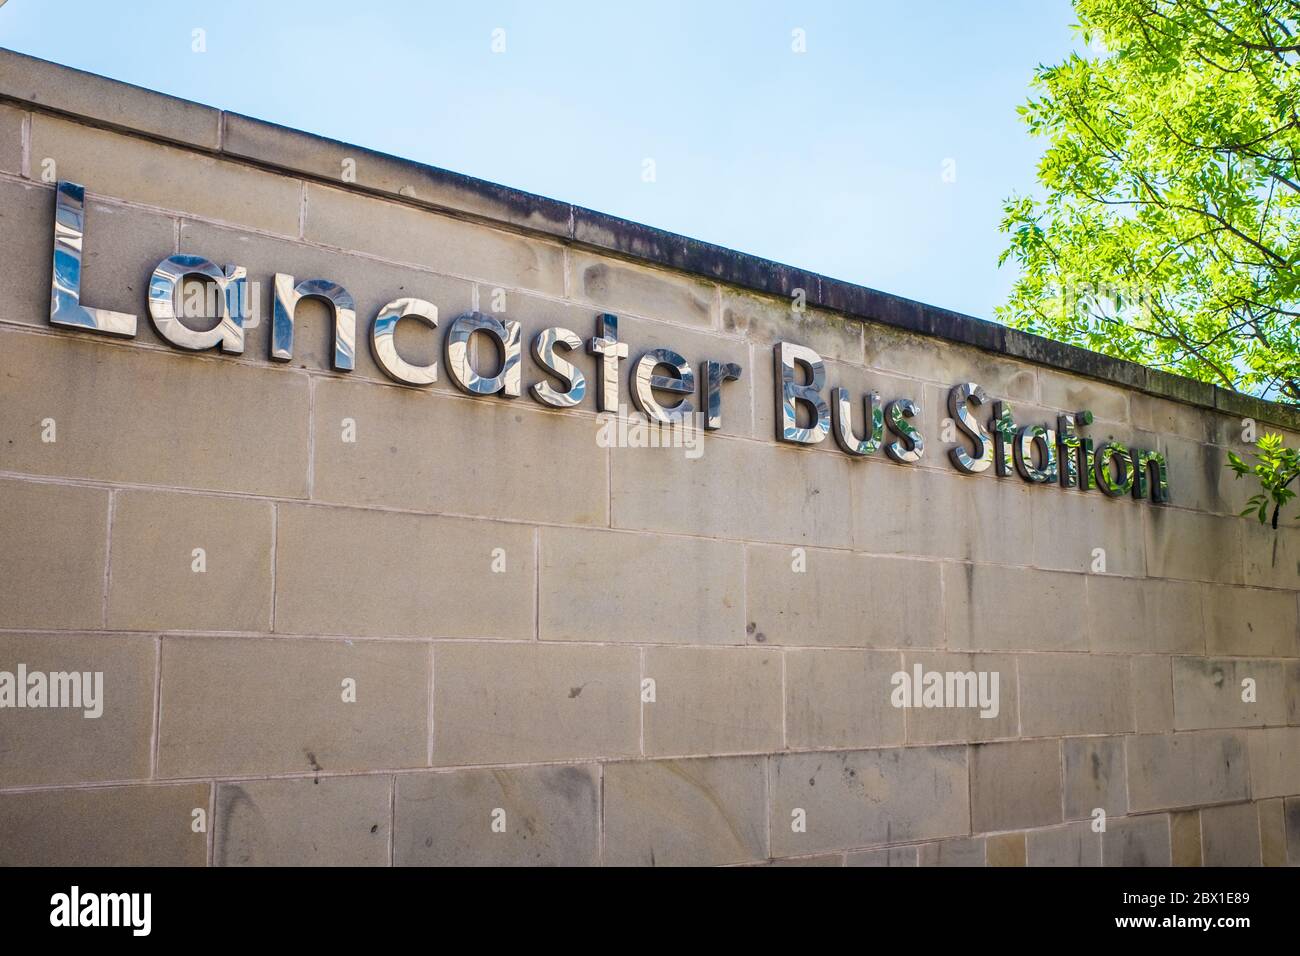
[48,180,1169,503]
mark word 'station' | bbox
[48,180,1169,503]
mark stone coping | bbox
[2,45,1296,430]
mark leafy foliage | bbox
[1000,0,1300,402]
[1227,431,1300,526]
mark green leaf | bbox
[1225,435,1300,530]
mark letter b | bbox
[774,342,829,444]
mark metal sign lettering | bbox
[47,181,1170,504]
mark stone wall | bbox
[1,49,1298,866]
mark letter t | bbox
[990,400,1017,477]
[587,313,628,412]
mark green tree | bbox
[999,0,1300,402]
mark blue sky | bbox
[1,0,1084,320]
